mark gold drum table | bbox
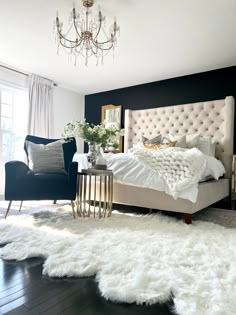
[77,169,113,218]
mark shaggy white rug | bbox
[0,206,236,315]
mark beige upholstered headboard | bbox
[124,96,235,179]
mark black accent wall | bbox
[85,66,236,152]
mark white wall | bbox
[0,65,85,153]
[0,66,28,88]
[52,86,85,153]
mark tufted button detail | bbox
[126,99,230,174]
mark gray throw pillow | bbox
[142,134,162,145]
[26,140,66,173]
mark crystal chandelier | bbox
[55,0,120,66]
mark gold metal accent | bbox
[82,0,94,7]
[103,175,107,217]
[71,200,76,219]
[94,175,96,218]
[88,174,91,217]
[101,104,122,153]
[81,31,93,40]
[83,175,87,217]
[77,169,113,218]
[99,176,102,218]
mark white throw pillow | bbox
[26,140,66,173]
[168,134,187,148]
[198,137,215,157]
[210,142,216,157]
[186,134,200,148]
[133,142,144,149]
[186,134,215,157]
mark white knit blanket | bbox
[131,147,207,199]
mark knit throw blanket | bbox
[131,147,207,199]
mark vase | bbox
[95,146,107,170]
[87,142,98,168]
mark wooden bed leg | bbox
[184,213,192,224]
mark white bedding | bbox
[73,148,225,203]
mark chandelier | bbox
[55,0,120,66]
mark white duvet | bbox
[73,147,225,202]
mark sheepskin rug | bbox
[0,206,236,315]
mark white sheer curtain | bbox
[28,75,54,137]
[0,83,29,198]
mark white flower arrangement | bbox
[63,120,124,149]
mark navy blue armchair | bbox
[4,135,78,218]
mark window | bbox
[0,84,29,197]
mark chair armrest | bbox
[67,162,78,199]
[5,161,29,180]
[68,162,78,184]
[5,161,29,200]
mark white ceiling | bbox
[0,0,236,95]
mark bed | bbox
[109,96,234,223]
[74,96,235,223]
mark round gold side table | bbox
[77,169,113,218]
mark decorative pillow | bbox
[142,134,162,145]
[186,134,200,148]
[209,142,216,157]
[144,141,176,150]
[26,140,66,173]
[167,134,187,148]
[133,142,144,149]
[197,137,215,157]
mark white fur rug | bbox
[0,206,236,315]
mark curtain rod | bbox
[0,64,58,87]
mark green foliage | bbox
[63,120,124,148]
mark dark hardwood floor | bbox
[0,255,175,315]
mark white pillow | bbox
[198,137,215,157]
[186,134,200,148]
[133,142,144,149]
[168,134,187,148]
[26,140,66,173]
[210,142,216,157]
[186,134,215,157]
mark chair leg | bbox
[71,200,76,219]
[19,201,23,212]
[5,201,12,219]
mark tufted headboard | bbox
[124,96,235,179]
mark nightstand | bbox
[77,169,113,218]
[231,155,236,209]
